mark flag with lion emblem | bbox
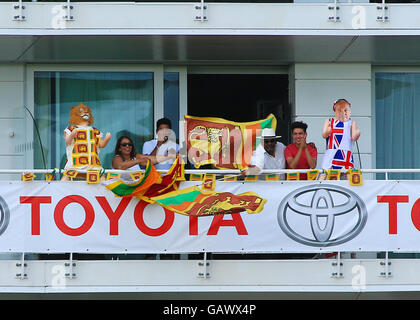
[148,186,266,217]
[185,114,276,170]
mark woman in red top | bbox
[284,121,317,180]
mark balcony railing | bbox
[3,0,420,36]
[2,167,420,254]
[0,168,418,296]
[3,0,420,3]
[4,167,420,180]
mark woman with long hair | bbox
[112,136,149,170]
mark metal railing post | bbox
[328,0,340,23]
[63,0,74,21]
[65,253,76,279]
[13,0,26,21]
[194,0,207,22]
[377,0,389,22]
[15,253,27,279]
[380,251,392,278]
[198,251,210,279]
[331,252,343,278]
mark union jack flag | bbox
[326,119,344,150]
[332,150,354,169]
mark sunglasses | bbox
[120,143,133,147]
[264,139,276,144]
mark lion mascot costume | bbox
[62,103,111,180]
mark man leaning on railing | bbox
[241,128,286,180]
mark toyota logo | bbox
[0,196,9,236]
[277,184,367,247]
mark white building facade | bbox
[0,0,420,299]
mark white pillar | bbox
[0,64,25,180]
[291,63,372,172]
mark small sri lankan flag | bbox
[86,171,100,184]
[21,172,36,181]
[189,173,203,181]
[286,172,299,181]
[202,173,216,191]
[245,175,258,181]
[106,172,121,180]
[349,169,363,186]
[63,170,79,179]
[223,175,237,181]
[265,173,279,181]
[130,172,143,181]
[307,169,319,181]
[327,169,340,180]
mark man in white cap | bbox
[241,128,286,179]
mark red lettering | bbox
[54,195,95,236]
[20,196,52,235]
[207,213,248,235]
[21,195,254,238]
[189,216,198,235]
[134,200,174,236]
[377,195,409,234]
[411,198,420,231]
[96,196,131,235]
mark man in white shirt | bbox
[142,118,179,170]
[242,128,286,179]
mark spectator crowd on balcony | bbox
[108,98,360,181]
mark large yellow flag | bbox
[185,114,277,170]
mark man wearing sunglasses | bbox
[241,128,286,179]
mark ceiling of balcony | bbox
[1,34,420,64]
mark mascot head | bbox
[69,103,94,125]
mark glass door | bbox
[26,65,164,171]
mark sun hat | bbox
[257,128,281,139]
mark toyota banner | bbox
[0,180,419,253]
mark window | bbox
[164,72,180,140]
[375,72,420,180]
[34,71,154,170]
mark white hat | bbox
[257,128,281,139]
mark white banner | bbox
[1,180,420,253]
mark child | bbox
[320,99,360,179]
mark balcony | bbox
[1,168,420,299]
[1,0,420,64]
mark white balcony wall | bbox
[292,63,373,172]
[0,2,418,35]
[0,258,419,299]
[0,64,25,180]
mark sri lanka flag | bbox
[104,160,161,197]
[185,113,277,170]
[326,119,344,150]
[140,156,185,200]
[331,150,354,169]
[149,186,266,217]
[105,157,185,199]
